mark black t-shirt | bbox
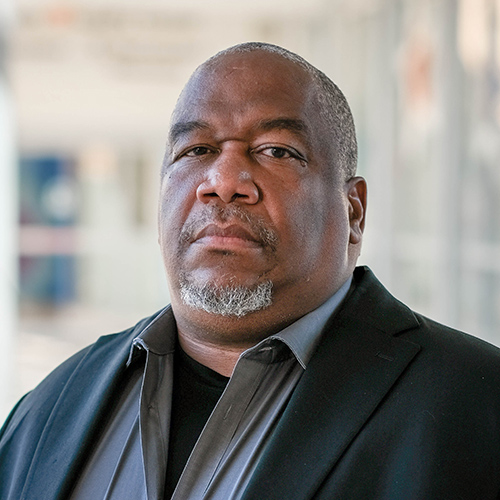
[164,346,229,498]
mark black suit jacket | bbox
[1,267,500,499]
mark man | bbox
[1,42,500,499]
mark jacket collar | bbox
[242,266,421,499]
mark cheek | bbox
[276,186,348,271]
[270,195,324,260]
[158,170,200,246]
[159,166,200,213]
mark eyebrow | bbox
[169,120,211,145]
[169,117,311,146]
[256,117,309,135]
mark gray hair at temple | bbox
[202,42,358,180]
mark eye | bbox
[257,145,306,164]
[263,147,292,159]
[185,146,212,157]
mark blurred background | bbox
[1,0,500,420]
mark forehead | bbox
[171,51,320,132]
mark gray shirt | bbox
[70,278,351,499]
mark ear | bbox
[347,177,367,245]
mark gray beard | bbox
[179,278,273,318]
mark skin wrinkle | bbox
[224,67,243,78]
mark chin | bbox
[178,274,273,318]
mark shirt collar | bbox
[128,275,353,370]
[244,276,353,369]
[127,306,176,366]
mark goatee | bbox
[179,276,273,318]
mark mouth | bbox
[178,205,279,253]
[193,224,262,250]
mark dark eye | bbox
[185,146,211,157]
[257,146,307,165]
[261,147,293,159]
[271,147,290,158]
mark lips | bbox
[194,224,261,248]
[179,205,279,252]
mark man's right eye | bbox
[185,146,211,157]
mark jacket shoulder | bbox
[0,308,169,500]
[1,308,168,439]
[402,311,500,388]
[351,266,500,368]
[2,328,129,437]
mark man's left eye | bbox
[261,147,293,159]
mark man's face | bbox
[159,51,365,332]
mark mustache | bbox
[179,205,279,250]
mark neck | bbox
[177,329,247,377]
[170,270,356,375]
[173,300,303,376]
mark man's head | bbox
[158,42,366,344]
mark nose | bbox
[196,150,260,205]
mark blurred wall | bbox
[0,0,17,421]
[2,0,500,418]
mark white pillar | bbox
[0,1,18,419]
[433,0,464,328]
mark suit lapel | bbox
[20,332,133,500]
[21,308,174,500]
[243,268,421,500]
